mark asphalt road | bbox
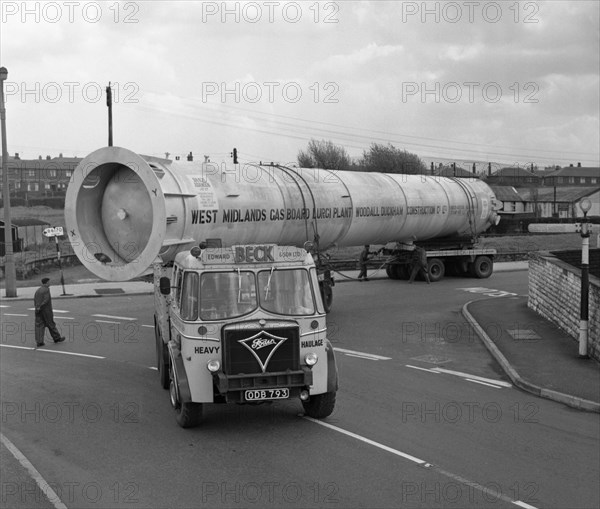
[1,272,599,509]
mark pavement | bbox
[2,260,598,412]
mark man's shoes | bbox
[36,343,45,347]
[364,278,369,281]
[54,336,66,343]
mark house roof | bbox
[518,186,600,203]
[545,167,600,178]
[490,185,523,202]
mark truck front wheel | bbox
[170,378,203,428]
[471,256,493,279]
[302,391,336,418]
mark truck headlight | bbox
[304,352,318,366]
[207,359,220,372]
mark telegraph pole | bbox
[1,66,17,297]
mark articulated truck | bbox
[65,146,501,426]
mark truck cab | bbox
[154,244,338,428]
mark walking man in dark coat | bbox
[34,278,65,347]
[408,246,431,284]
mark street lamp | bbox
[578,198,592,358]
[1,66,17,297]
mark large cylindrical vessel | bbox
[65,146,500,281]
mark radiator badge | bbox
[238,331,287,373]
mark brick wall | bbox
[529,250,600,361]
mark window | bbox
[258,269,315,316]
[28,170,35,177]
[180,272,199,321]
[591,178,597,184]
[200,271,257,320]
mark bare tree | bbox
[360,143,427,174]
[297,139,351,171]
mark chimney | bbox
[39,155,42,160]
[488,162,491,176]
[46,155,51,160]
[570,163,573,167]
[14,153,20,160]
[187,151,193,162]
[59,153,63,158]
[472,163,476,174]
[577,162,581,167]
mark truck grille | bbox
[223,325,300,375]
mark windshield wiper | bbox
[265,266,275,300]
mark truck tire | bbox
[154,315,169,390]
[174,401,203,428]
[386,264,406,280]
[169,374,203,428]
[427,258,445,282]
[471,256,493,279]
[302,391,336,418]
[320,282,333,314]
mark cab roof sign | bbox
[199,244,307,265]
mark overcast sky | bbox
[2,0,599,169]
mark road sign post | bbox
[43,227,70,296]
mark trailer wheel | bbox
[320,282,333,314]
[386,264,406,280]
[302,391,336,419]
[471,256,493,279]
[427,258,445,282]
[155,315,169,390]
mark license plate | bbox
[245,388,290,401]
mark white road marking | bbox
[141,324,155,328]
[304,417,426,465]
[1,433,68,509]
[458,287,517,298]
[304,418,539,509]
[0,344,35,351]
[95,319,120,324]
[466,378,503,389]
[405,364,439,373]
[2,313,28,317]
[27,308,69,313]
[431,367,512,388]
[333,347,391,360]
[36,349,105,359]
[93,313,136,321]
[513,501,540,509]
[0,305,10,308]
[148,366,158,371]
[55,316,75,320]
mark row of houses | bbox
[1,153,598,218]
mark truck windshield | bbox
[199,271,257,320]
[257,269,315,316]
